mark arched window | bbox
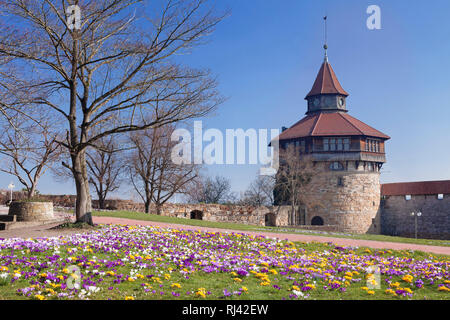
[311,216,324,226]
[329,162,344,171]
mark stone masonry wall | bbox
[301,163,381,234]
[381,194,450,240]
[8,202,54,221]
[149,203,269,226]
[93,199,269,227]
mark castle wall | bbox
[147,203,269,226]
[381,194,450,240]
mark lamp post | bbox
[411,211,422,239]
[7,182,15,202]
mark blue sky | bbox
[2,0,450,198]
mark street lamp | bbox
[7,182,15,202]
[411,211,422,239]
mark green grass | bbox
[90,210,450,248]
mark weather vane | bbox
[323,16,328,62]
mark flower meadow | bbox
[0,225,449,300]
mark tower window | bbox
[324,137,350,152]
[324,138,329,151]
[344,138,350,151]
[366,139,380,153]
[291,140,306,153]
[330,138,336,151]
[337,138,343,151]
[330,162,344,171]
[337,177,344,187]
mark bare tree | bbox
[0,113,61,198]
[0,51,35,130]
[86,134,123,209]
[0,0,225,223]
[186,175,231,204]
[128,125,200,214]
[241,175,275,206]
[274,145,314,225]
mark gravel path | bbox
[92,216,450,256]
[0,222,90,239]
[0,206,81,239]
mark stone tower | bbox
[276,54,390,234]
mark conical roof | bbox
[305,61,349,99]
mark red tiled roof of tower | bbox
[305,62,349,99]
[381,180,450,196]
[278,112,390,140]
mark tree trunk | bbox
[98,198,105,210]
[27,186,36,199]
[156,204,162,215]
[73,150,93,224]
[291,193,296,226]
[144,200,150,214]
[97,181,106,209]
[303,206,307,225]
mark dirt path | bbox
[92,216,450,256]
[0,222,90,239]
[0,206,82,239]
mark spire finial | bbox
[323,16,328,62]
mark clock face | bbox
[313,98,320,106]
